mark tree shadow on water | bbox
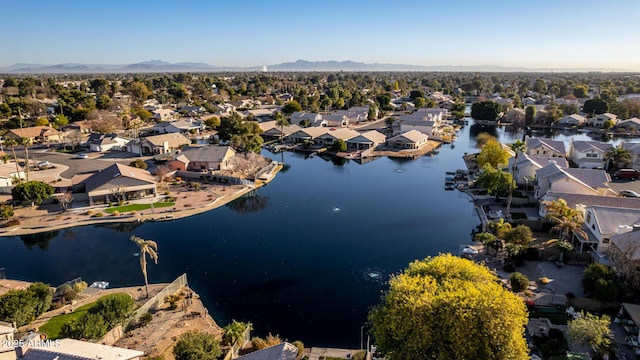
[20,230,60,250]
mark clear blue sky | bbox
[3,0,639,70]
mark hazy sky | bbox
[3,0,640,70]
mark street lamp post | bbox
[360,325,364,350]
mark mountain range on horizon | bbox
[0,59,632,74]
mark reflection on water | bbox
[20,231,59,250]
[226,193,270,214]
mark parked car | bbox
[75,153,89,159]
[619,190,640,198]
[613,169,640,180]
[36,161,50,169]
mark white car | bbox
[75,153,89,159]
[462,246,479,255]
[620,190,640,198]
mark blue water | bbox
[0,123,634,347]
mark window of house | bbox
[592,224,596,230]
[586,212,591,223]
[603,238,610,244]
[543,150,547,154]
[586,153,598,158]
[536,150,540,154]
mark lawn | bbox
[104,202,175,214]
[39,293,129,339]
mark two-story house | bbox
[569,140,613,169]
[587,112,618,127]
[577,205,640,260]
[534,162,614,200]
[508,154,569,186]
[525,138,566,157]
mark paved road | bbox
[608,178,640,194]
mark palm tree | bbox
[506,140,526,217]
[542,199,587,244]
[222,320,253,346]
[0,154,10,164]
[19,137,31,182]
[605,145,632,170]
[3,138,22,184]
[131,235,159,299]
[273,111,289,144]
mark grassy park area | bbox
[104,202,175,214]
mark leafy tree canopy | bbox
[369,254,529,360]
[471,101,502,121]
[173,331,222,360]
[281,100,302,115]
[582,263,619,302]
[476,164,512,199]
[476,138,509,168]
[12,181,55,206]
[568,312,612,355]
[583,98,609,115]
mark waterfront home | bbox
[525,138,566,158]
[5,126,63,144]
[331,106,372,124]
[508,155,568,186]
[289,111,323,126]
[152,108,178,121]
[0,162,25,190]
[15,337,143,360]
[574,205,640,260]
[289,127,329,144]
[317,128,360,147]
[236,342,298,360]
[587,112,618,127]
[152,118,205,134]
[534,162,614,199]
[171,145,236,172]
[387,130,429,150]
[621,141,640,168]
[76,163,157,206]
[86,133,129,152]
[258,121,302,142]
[556,114,586,127]
[569,140,613,169]
[347,130,386,150]
[320,114,349,128]
[616,117,640,131]
[126,133,191,156]
[541,192,640,216]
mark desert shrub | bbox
[292,341,304,357]
[72,281,87,293]
[251,337,267,350]
[510,272,529,293]
[140,312,153,327]
[112,210,120,217]
[92,212,104,218]
[0,282,53,327]
[5,219,20,227]
[173,331,221,360]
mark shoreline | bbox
[0,165,282,237]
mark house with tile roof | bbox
[317,128,360,147]
[508,155,568,185]
[575,205,640,257]
[15,337,143,360]
[5,126,62,144]
[587,112,618,128]
[347,130,386,150]
[86,133,129,152]
[556,114,586,127]
[569,140,613,169]
[534,162,614,199]
[172,145,236,172]
[77,163,157,206]
[235,342,298,360]
[127,133,191,155]
[525,138,566,158]
[152,119,205,135]
[289,112,322,127]
[289,127,329,144]
[387,130,429,150]
[152,108,178,121]
[258,121,302,142]
[616,117,640,131]
[62,120,92,134]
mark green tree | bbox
[476,164,512,200]
[573,84,589,98]
[471,101,502,121]
[475,133,496,148]
[204,116,221,129]
[409,90,425,100]
[96,94,112,110]
[567,312,613,356]
[222,320,252,346]
[173,331,222,360]
[474,232,498,254]
[11,181,54,206]
[476,139,509,168]
[129,81,152,102]
[131,236,159,299]
[369,254,529,360]
[583,98,609,115]
[34,117,50,126]
[605,145,632,170]
[509,272,529,293]
[129,159,148,170]
[542,199,586,243]
[134,108,152,122]
[504,225,533,246]
[54,114,69,128]
[582,263,619,302]
[413,97,426,108]
[0,204,14,220]
[61,312,108,340]
[273,111,289,144]
[331,139,347,152]
[281,100,302,115]
[524,105,536,126]
[603,119,614,129]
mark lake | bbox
[0,123,632,347]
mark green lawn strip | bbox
[104,202,175,214]
[39,293,131,339]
